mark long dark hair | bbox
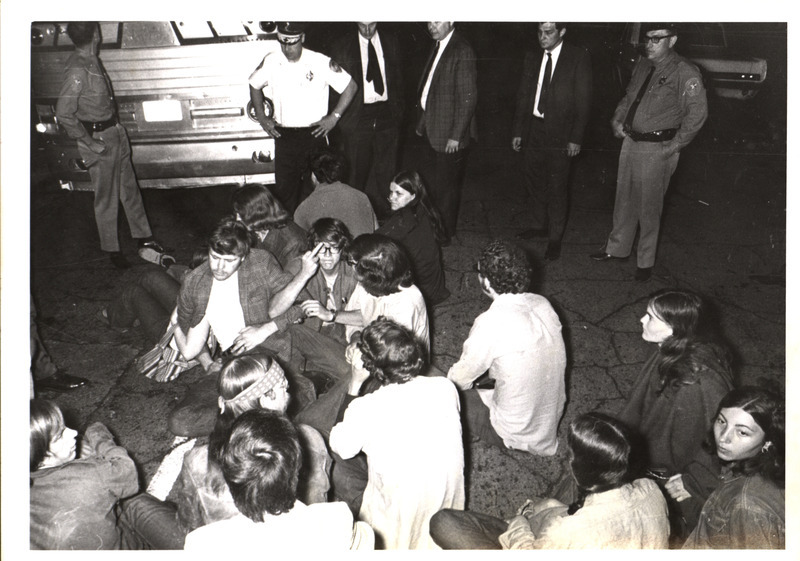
[648,289,733,392]
[713,386,784,485]
[345,234,413,296]
[567,412,637,514]
[391,171,448,244]
[232,184,291,232]
[356,317,426,396]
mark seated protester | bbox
[232,184,307,268]
[30,399,140,549]
[270,218,358,383]
[168,216,314,437]
[329,318,464,549]
[293,150,378,239]
[376,171,450,305]
[430,412,669,549]
[184,408,374,551]
[447,240,566,455]
[683,386,785,549]
[120,354,332,549]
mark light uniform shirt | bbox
[344,283,429,352]
[204,271,245,350]
[533,40,563,118]
[183,501,374,551]
[358,31,388,104]
[420,28,454,110]
[249,48,352,127]
[447,292,566,455]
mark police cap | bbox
[277,22,306,37]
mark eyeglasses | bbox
[319,244,342,256]
[278,36,302,45]
[645,34,673,44]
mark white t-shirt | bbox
[344,283,429,352]
[249,48,352,127]
[203,272,245,350]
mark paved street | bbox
[16,21,788,547]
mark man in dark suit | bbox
[329,22,404,219]
[416,21,478,241]
[513,22,592,260]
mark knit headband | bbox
[218,360,285,413]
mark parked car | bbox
[31,21,279,191]
[614,22,767,101]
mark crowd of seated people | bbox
[32,146,784,550]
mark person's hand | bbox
[298,243,322,279]
[230,324,272,355]
[511,136,522,152]
[665,474,691,502]
[611,120,626,139]
[311,114,339,138]
[566,142,581,157]
[205,358,224,376]
[661,143,679,159]
[258,116,280,137]
[300,299,331,320]
[345,343,370,394]
[445,139,460,154]
[170,306,179,325]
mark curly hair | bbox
[309,150,346,184]
[477,239,532,294]
[345,234,413,297]
[649,289,733,392]
[356,317,425,396]
[221,409,301,521]
[232,184,291,232]
[713,386,784,485]
[306,217,353,252]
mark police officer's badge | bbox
[306,71,314,81]
[330,59,342,73]
[685,77,701,97]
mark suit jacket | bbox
[329,29,404,133]
[416,30,478,152]
[512,41,592,148]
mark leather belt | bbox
[81,117,117,134]
[625,128,678,142]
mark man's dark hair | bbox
[221,409,302,522]
[307,217,353,252]
[66,22,98,47]
[539,22,566,31]
[309,151,346,185]
[208,215,254,258]
[345,234,412,297]
[232,184,291,231]
[477,240,532,294]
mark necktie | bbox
[623,65,655,132]
[419,41,440,99]
[536,52,552,116]
[366,39,385,95]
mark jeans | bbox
[429,509,506,550]
[107,268,180,344]
[459,388,507,449]
[118,493,185,550]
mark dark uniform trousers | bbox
[77,123,152,252]
[421,141,467,240]
[523,116,571,242]
[274,126,328,213]
[341,101,399,218]
[606,136,680,268]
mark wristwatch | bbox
[328,308,338,322]
[332,111,342,120]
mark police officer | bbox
[590,23,707,282]
[249,22,358,213]
[56,22,166,269]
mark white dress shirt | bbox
[420,28,454,110]
[533,40,563,118]
[358,31,388,103]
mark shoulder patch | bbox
[685,77,702,97]
[329,59,342,72]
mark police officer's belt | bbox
[626,128,678,142]
[80,117,117,134]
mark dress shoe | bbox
[635,267,653,282]
[516,228,548,240]
[36,373,89,392]
[589,251,627,262]
[544,241,561,261]
[108,251,131,269]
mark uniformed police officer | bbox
[249,22,358,213]
[56,22,166,269]
[590,23,707,282]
